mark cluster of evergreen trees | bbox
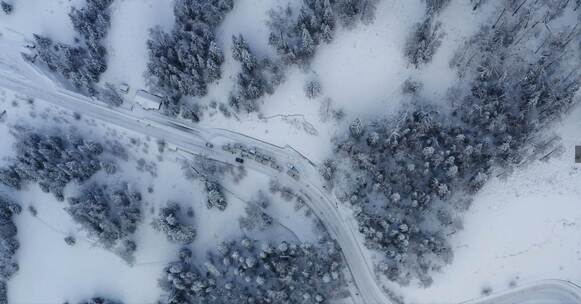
[336,109,485,286]
[404,17,443,67]
[24,0,115,100]
[0,127,143,261]
[66,183,142,261]
[144,0,381,115]
[229,35,284,113]
[0,196,21,304]
[329,0,580,286]
[0,128,105,201]
[404,0,454,67]
[453,5,580,143]
[158,239,346,304]
[152,202,197,244]
[146,0,234,116]
[268,0,378,65]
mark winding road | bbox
[1,30,580,304]
[0,32,389,304]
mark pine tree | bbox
[300,27,315,58]
[152,202,197,244]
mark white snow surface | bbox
[0,0,82,43]
[395,107,581,303]
[199,0,427,162]
[100,0,175,92]
[0,89,320,303]
[0,0,580,303]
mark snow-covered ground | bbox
[396,106,581,303]
[0,0,82,43]
[100,0,175,92]
[1,0,580,303]
[0,0,496,162]
[200,0,427,162]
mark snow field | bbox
[396,107,581,303]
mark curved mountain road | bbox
[0,43,389,304]
[1,31,580,304]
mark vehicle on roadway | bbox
[286,164,300,180]
[235,157,244,164]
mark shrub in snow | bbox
[218,102,231,118]
[239,192,272,232]
[348,118,363,139]
[27,205,37,217]
[204,180,227,211]
[402,78,423,95]
[152,202,197,244]
[481,286,493,296]
[100,160,118,175]
[64,236,76,246]
[239,204,273,232]
[304,78,322,99]
[318,159,336,182]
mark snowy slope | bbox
[395,106,581,303]
[0,88,322,303]
[0,0,580,303]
